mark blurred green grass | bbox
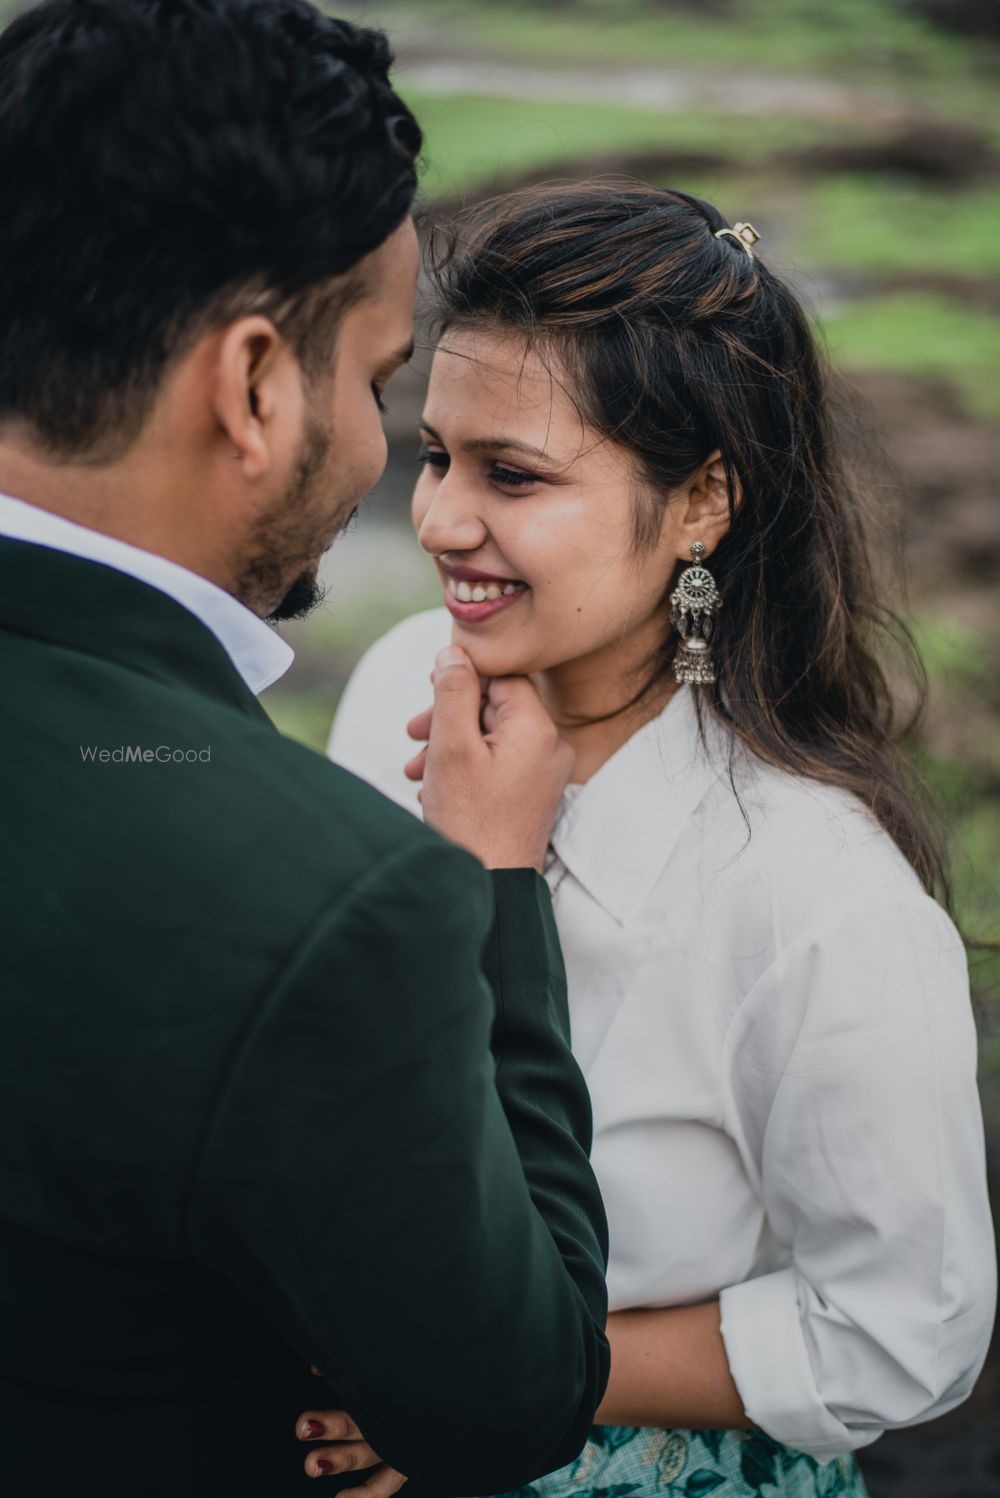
[792,177,1000,277]
[910,615,1000,1014]
[389,0,984,82]
[406,90,1000,426]
[261,688,339,754]
[818,293,1000,422]
[397,0,1000,431]
[406,91,829,199]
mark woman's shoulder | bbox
[695,753,969,1052]
[699,732,935,946]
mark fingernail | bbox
[301,1420,324,1439]
[436,646,465,668]
[314,1460,334,1476]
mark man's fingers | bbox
[358,1465,408,1496]
[403,747,427,783]
[406,706,432,743]
[297,1410,363,1443]
[428,666,491,694]
[303,1440,382,1479]
[409,661,491,747]
[484,675,575,788]
[485,673,548,729]
[427,646,485,760]
[486,675,566,747]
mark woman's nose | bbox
[414,474,489,555]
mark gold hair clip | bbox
[713,222,760,259]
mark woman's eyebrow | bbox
[419,419,550,462]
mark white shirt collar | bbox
[551,683,750,925]
[0,491,294,695]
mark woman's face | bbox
[412,328,691,686]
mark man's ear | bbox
[212,315,305,481]
[677,448,742,554]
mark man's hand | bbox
[404,645,574,872]
[296,1408,406,1492]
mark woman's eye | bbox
[415,451,536,489]
[371,383,388,415]
[490,464,536,490]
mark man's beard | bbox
[267,567,326,623]
[235,406,342,624]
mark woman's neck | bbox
[531,640,678,786]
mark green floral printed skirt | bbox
[490,1424,871,1498]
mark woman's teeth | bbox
[447,577,527,603]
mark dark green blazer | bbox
[0,536,610,1498]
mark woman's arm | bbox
[716,890,996,1462]
[600,890,996,1449]
[293,1299,752,1485]
[595,1302,754,1430]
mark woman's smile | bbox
[439,559,530,623]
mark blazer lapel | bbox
[0,536,277,729]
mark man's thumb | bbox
[430,646,482,754]
[485,673,547,733]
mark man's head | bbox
[0,0,421,618]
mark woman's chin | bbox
[449,629,531,681]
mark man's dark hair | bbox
[0,0,422,458]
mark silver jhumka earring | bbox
[670,541,721,685]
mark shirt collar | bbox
[550,683,746,925]
[0,491,294,695]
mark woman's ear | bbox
[677,448,741,554]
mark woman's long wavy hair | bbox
[427,178,976,939]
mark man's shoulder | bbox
[166,694,451,897]
[198,721,494,993]
[55,642,461,917]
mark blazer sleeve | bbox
[186,835,611,1494]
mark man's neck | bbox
[0,438,233,594]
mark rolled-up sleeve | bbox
[719,890,997,1463]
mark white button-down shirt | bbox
[0,491,294,694]
[328,605,996,1464]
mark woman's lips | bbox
[443,583,529,624]
[441,563,524,586]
